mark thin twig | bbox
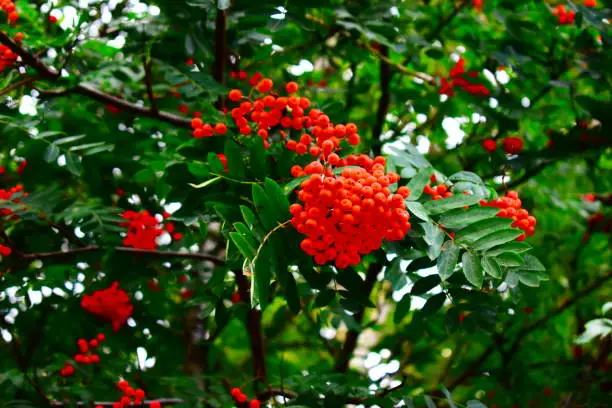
[0,75,40,96]
[17,245,225,264]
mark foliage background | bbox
[0,0,611,407]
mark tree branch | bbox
[16,245,225,264]
[358,40,435,84]
[372,45,391,156]
[49,399,184,407]
[234,268,267,382]
[0,31,191,128]
[495,160,557,192]
[441,270,612,392]
[0,75,40,96]
[333,262,381,372]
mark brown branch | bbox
[143,55,158,113]
[495,160,557,192]
[333,262,382,372]
[358,40,435,84]
[0,31,191,128]
[214,8,228,110]
[235,268,267,382]
[49,399,184,407]
[371,44,391,156]
[0,75,40,96]
[17,245,225,264]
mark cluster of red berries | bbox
[480,191,536,241]
[473,0,483,12]
[552,5,576,25]
[0,184,26,216]
[423,182,453,201]
[81,282,133,331]
[290,155,411,268]
[0,44,17,72]
[439,58,490,97]
[481,137,524,154]
[120,210,180,250]
[0,243,10,256]
[192,78,361,154]
[230,387,260,408]
[74,334,105,365]
[110,380,161,408]
[1,0,18,23]
[59,334,106,377]
[231,70,263,87]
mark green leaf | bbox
[65,152,83,176]
[394,295,412,324]
[462,252,484,288]
[439,207,500,228]
[406,167,433,200]
[471,229,524,251]
[448,171,484,184]
[252,245,273,309]
[454,218,513,243]
[485,241,532,256]
[423,193,483,215]
[233,222,258,251]
[277,267,300,314]
[422,222,444,260]
[521,254,546,271]
[440,386,457,408]
[229,232,256,260]
[283,175,308,196]
[187,162,210,178]
[481,256,502,279]
[224,139,245,178]
[495,252,524,267]
[406,200,430,222]
[411,275,441,295]
[420,293,446,316]
[54,134,86,145]
[438,241,460,280]
[264,178,290,219]
[252,184,276,230]
[44,144,60,163]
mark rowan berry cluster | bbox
[552,5,576,25]
[81,282,133,331]
[120,210,180,250]
[191,77,361,154]
[0,44,17,72]
[0,184,26,216]
[290,155,411,268]
[480,191,536,241]
[230,387,260,408]
[74,334,105,365]
[0,0,18,23]
[112,380,161,407]
[231,70,263,87]
[0,244,11,256]
[423,183,453,200]
[439,58,490,97]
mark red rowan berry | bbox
[49,15,57,23]
[482,138,496,152]
[214,123,227,135]
[178,104,189,114]
[257,78,273,93]
[286,81,298,93]
[249,400,261,408]
[173,232,183,240]
[13,32,24,42]
[134,389,145,400]
[185,58,194,65]
[238,71,247,80]
[229,89,242,102]
[502,136,523,154]
[236,393,248,403]
[97,333,106,342]
[584,0,596,6]
[191,118,203,129]
[150,402,161,408]
[193,111,202,118]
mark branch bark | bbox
[49,399,184,407]
[16,245,225,264]
[235,268,267,382]
[333,262,381,372]
[372,45,391,156]
[0,31,191,128]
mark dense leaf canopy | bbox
[0,0,611,407]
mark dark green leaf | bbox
[462,252,484,288]
[438,241,460,280]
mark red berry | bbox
[482,138,497,152]
[286,82,298,93]
[229,89,242,102]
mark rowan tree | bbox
[0,1,611,407]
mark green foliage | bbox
[0,0,611,407]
